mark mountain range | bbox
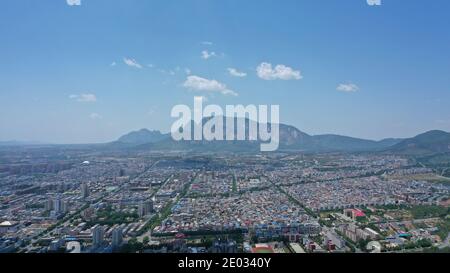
[114,118,450,154]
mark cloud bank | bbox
[337,83,359,92]
[257,62,302,80]
[228,68,247,77]
[183,76,238,96]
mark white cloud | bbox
[110,62,116,67]
[201,50,217,60]
[337,83,359,92]
[201,41,213,46]
[185,68,192,75]
[69,94,97,103]
[123,57,143,69]
[256,62,302,80]
[367,0,382,6]
[183,75,238,96]
[66,0,81,6]
[89,113,102,120]
[227,68,247,77]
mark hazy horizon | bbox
[2,123,449,145]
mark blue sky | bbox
[1,0,450,143]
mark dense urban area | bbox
[0,146,449,254]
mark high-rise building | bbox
[92,225,104,247]
[138,202,145,217]
[112,227,123,249]
[62,200,69,213]
[53,198,63,214]
[138,200,154,217]
[144,200,154,215]
[81,183,89,199]
[45,198,53,211]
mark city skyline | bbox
[1,0,450,144]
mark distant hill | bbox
[277,124,319,150]
[312,134,403,152]
[386,130,450,155]
[377,138,405,148]
[116,129,169,145]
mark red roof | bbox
[353,209,366,217]
[251,247,274,253]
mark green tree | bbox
[143,236,150,245]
